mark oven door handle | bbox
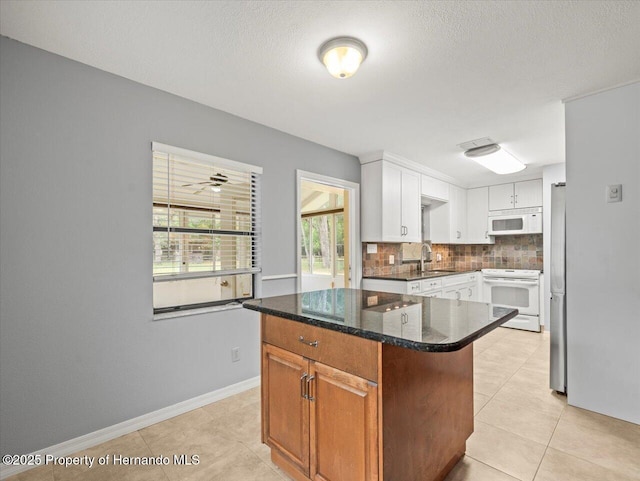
[483,279,539,285]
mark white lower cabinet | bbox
[362,274,479,301]
[441,273,480,301]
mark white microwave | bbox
[488,207,542,235]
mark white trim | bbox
[261,273,298,281]
[0,376,260,480]
[358,150,460,185]
[153,303,244,321]
[562,79,640,103]
[296,170,361,293]
[151,142,263,174]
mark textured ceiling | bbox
[1,1,639,186]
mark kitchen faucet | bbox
[421,241,432,273]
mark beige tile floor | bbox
[7,327,640,481]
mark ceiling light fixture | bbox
[464,144,526,175]
[318,37,367,79]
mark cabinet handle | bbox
[300,373,308,399]
[510,194,514,205]
[298,336,318,348]
[457,230,461,239]
[515,194,518,205]
[306,375,316,401]
[485,230,488,239]
[468,288,473,297]
[455,291,461,301]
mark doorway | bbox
[296,171,360,293]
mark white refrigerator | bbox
[549,183,566,393]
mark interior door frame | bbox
[296,170,361,293]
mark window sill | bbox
[153,302,245,321]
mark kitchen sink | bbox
[420,270,457,275]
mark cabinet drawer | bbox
[421,278,442,291]
[262,314,378,382]
[442,273,478,287]
[407,281,422,295]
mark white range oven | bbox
[482,269,541,332]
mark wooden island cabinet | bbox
[261,313,473,481]
[245,289,517,481]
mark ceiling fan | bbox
[181,173,229,194]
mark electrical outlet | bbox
[231,347,240,362]
[436,253,442,261]
[389,255,394,265]
[366,243,378,254]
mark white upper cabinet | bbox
[466,187,494,244]
[514,179,543,208]
[401,169,422,242]
[489,179,542,210]
[429,184,466,244]
[421,175,450,201]
[361,160,421,243]
[450,185,467,243]
[488,183,515,210]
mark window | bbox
[152,143,261,314]
[300,212,344,277]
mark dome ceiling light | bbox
[318,37,368,79]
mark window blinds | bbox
[152,143,262,282]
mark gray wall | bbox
[565,82,640,424]
[0,37,360,455]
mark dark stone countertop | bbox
[243,288,517,353]
[363,269,480,282]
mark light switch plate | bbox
[607,184,622,203]
[389,255,394,265]
[366,244,378,254]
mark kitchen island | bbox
[243,288,517,481]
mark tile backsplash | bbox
[362,235,543,277]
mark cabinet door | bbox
[381,162,404,242]
[401,169,422,242]
[514,179,542,208]
[429,200,451,243]
[381,308,403,337]
[262,344,310,476]
[401,303,423,341]
[463,284,475,301]
[449,185,467,243]
[466,187,494,244]
[489,183,515,210]
[309,362,378,481]
[443,288,461,300]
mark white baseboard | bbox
[0,376,260,480]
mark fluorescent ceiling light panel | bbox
[464,144,526,175]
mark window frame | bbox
[152,142,262,315]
